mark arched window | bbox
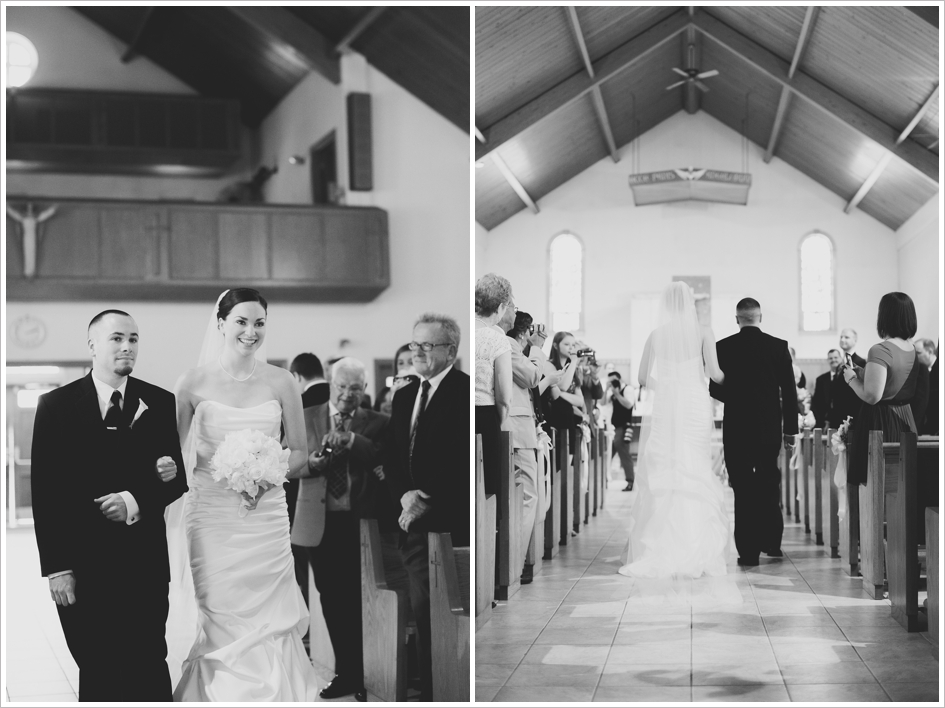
[6,32,39,88]
[799,232,835,332]
[549,232,583,333]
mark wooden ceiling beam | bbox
[121,8,156,64]
[476,10,689,162]
[788,6,819,79]
[229,7,340,84]
[845,152,893,214]
[896,84,939,145]
[764,88,792,163]
[491,153,539,214]
[566,7,619,163]
[692,11,938,184]
[335,8,386,53]
[475,126,486,143]
[906,6,939,28]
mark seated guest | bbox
[474,273,513,498]
[811,349,843,429]
[914,338,939,435]
[844,293,929,485]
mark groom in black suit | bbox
[31,310,187,701]
[709,298,798,566]
[384,313,469,701]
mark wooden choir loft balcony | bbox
[6,198,390,303]
[6,88,242,176]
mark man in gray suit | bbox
[292,357,388,701]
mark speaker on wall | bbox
[347,92,373,192]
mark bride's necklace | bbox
[220,357,256,382]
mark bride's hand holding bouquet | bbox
[210,428,291,515]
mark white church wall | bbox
[5,6,250,201]
[896,195,941,345]
[478,111,900,370]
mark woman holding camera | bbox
[845,292,929,485]
[475,274,514,498]
[543,331,586,452]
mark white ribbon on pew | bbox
[790,434,803,506]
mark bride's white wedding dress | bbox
[618,357,732,579]
[173,399,319,701]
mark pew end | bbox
[429,533,470,702]
[926,507,938,646]
[475,435,497,630]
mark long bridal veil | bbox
[164,290,269,687]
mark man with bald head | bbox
[829,328,866,429]
[292,356,389,700]
[31,310,187,701]
[914,338,938,435]
[710,298,798,566]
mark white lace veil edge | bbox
[635,282,704,492]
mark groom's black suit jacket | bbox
[31,374,187,583]
[385,366,470,547]
[709,326,798,462]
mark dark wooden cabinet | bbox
[6,89,241,176]
[6,198,390,302]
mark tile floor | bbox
[476,484,941,702]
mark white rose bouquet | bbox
[830,416,853,521]
[211,429,290,516]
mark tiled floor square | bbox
[593,685,692,701]
[692,684,791,701]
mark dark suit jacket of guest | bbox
[811,371,835,430]
[30,374,187,582]
[920,359,939,435]
[285,382,330,528]
[829,352,866,429]
[709,326,798,462]
[385,366,470,547]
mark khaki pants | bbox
[513,447,539,572]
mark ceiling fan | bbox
[666,44,719,93]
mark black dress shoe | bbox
[355,690,367,702]
[764,548,783,557]
[737,557,759,567]
[319,677,358,699]
[623,482,633,491]
[520,563,534,585]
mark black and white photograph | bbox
[4,4,469,703]
[474,4,942,703]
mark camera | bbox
[385,376,394,387]
[319,442,334,457]
[576,348,595,358]
[610,378,621,388]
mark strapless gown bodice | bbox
[174,399,320,702]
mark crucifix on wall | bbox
[7,202,57,279]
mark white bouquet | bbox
[211,429,290,515]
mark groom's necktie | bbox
[409,380,431,475]
[327,412,351,500]
[103,390,123,430]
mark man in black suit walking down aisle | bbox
[710,298,798,566]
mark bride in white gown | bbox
[167,288,320,701]
[618,282,734,580]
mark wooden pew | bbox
[496,431,522,601]
[861,431,888,598]
[475,435,496,630]
[429,533,470,702]
[544,429,561,560]
[885,432,939,631]
[820,428,840,558]
[590,429,598,518]
[781,440,792,518]
[926,507,938,645]
[800,429,811,533]
[599,429,608,510]
[572,426,584,534]
[361,518,407,702]
[840,481,860,577]
[558,430,573,545]
[812,429,824,545]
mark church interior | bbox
[475,5,941,703]
[4,5,469,702]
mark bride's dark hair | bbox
[217,288,268,321]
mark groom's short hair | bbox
[735,298,761,321]
[290,353,324,380]
[88,309,132,333]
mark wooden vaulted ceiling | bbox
[475,6,940,231]
[74,6,469,132]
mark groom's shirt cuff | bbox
[47,570,73,579]
[118,491,140,525]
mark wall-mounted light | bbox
[288,155,306,165]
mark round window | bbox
[7,32,39,88]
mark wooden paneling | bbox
[271,213,324,281]
[578,6,680,63]
[704,6,807,64]
[323,210,386,283]
[475,158,526,231]
[498,94,608,201]
[218,212,269,281]
[857,156,940,231]
[34,206,100,278]
[169,210,219,280]
[100,208,160,280]
[800,7,939,136]
[476,6,583,127]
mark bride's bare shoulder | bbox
[174,364,214,395]
[259,361,295,389]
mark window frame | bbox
[797,230,837,334]
[547,230,585,336]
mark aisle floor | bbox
[476,483,940,702]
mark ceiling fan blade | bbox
[695,81,710,92]
[666,80,687,90]
[672,67,689,78]
[696,69,719,79]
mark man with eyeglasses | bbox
[384,312,469,701]
[291,357,389,701]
